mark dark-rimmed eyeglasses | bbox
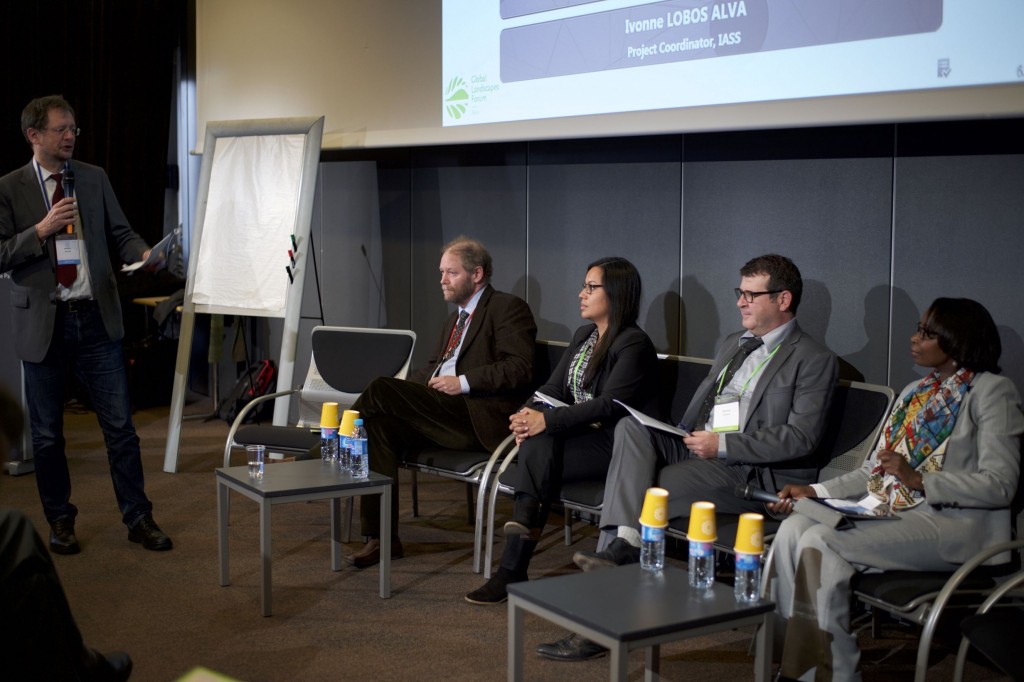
[581,283,604,295]
[45,126,81,137]
[915,323,939,340]
[735,288,781,303]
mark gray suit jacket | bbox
[681,320,839,490]
[0,161,148,363]
[821,372,1023,564]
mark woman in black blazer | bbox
[465,256,659,604]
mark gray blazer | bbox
[681,320,839,490]
[0,161,148,363]
[821,371,1024,564]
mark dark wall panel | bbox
[891,153,1024,391]
[409,145,528,368]
[527,137,682,352]
[682,128,894,383]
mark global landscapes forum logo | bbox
[444,77,470,120]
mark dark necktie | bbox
[691,336,764,430]
[441,310,470,363]
[51,173,77,288]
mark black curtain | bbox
[0,0,186,249]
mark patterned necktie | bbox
[51,173,77,288]
[691,336,764,430]
[441,310,470,363]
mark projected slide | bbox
[442,0,1024,126]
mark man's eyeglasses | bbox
[581,283,604,295]
[915,323,939,340]
[45,126,81,137]
[735,288,781,303]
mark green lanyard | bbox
[715,344,781,399]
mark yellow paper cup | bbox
[320,402,340,429]
[638,487,670,528]
[734,512,764,554]
[687,501,717,542]
[339,409,359,437]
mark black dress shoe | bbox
[128,515,173,551]
[81,647,133,681]
[464,569,525,605]
[573,537,640,572]
[346,537,403,568]
[536,633,607,661]
[50,517,81,555]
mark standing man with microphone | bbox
[0,95,172,556]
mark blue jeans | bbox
[23,304,152,527]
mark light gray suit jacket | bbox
[821,371,1023,564]
[681,320,839,490]
[0,161,148,363]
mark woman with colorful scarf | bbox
[768,297,1024,681]
[464,256,660,605]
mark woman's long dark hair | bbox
[583,257,642,386]
[925,297,1002,374]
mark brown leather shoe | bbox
[346,537,403,568]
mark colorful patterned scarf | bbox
[867,367,975,511]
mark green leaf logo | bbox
[445,77,470,120]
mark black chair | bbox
[481,353,714,578]
[954,567,1024,681]
[399,340,566,575]
[223,326,416,467]
[664,379,894,552]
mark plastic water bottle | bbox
[320,423,339,463]
[734,551,762,603]
[339,432,352,473]
[688,540,716,589]
[350,418,368,479]
[639,523,665,572]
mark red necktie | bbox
[51,173,77,288]
[441,310,470,363]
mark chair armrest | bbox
[222,388,299,467]
[914,538,1024,682]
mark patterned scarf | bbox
[867,367,974,511]
[567,329,599,404]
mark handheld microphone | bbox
[734,483,781,505]
[361,244,385,327]
[62,164,76,234]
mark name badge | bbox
[55,234,82,266]
[711,394,741,432]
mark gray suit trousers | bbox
[772,510,954,681]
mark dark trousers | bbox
[352,377,483,537]
[0,508,89,680]
[22,305,151,526]
[500,425,614,577]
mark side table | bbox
[216,459,392,616]
[507,564,774,681]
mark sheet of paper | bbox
[614,399,690,437]
[533,391,568,408]
[121,231,174,273]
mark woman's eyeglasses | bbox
[915,323,939,340]
[581,283,604,295]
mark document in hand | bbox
[533,391,568,408]
[121,231,175,274]
[613,399,690,437]
[794,497,897,530]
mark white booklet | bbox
[533,391,568,408]
[122,231,174,274]
[613,399,691,437]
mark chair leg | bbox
[410,470,419,517]
[465,483,475,525]
[564,508,572,545]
